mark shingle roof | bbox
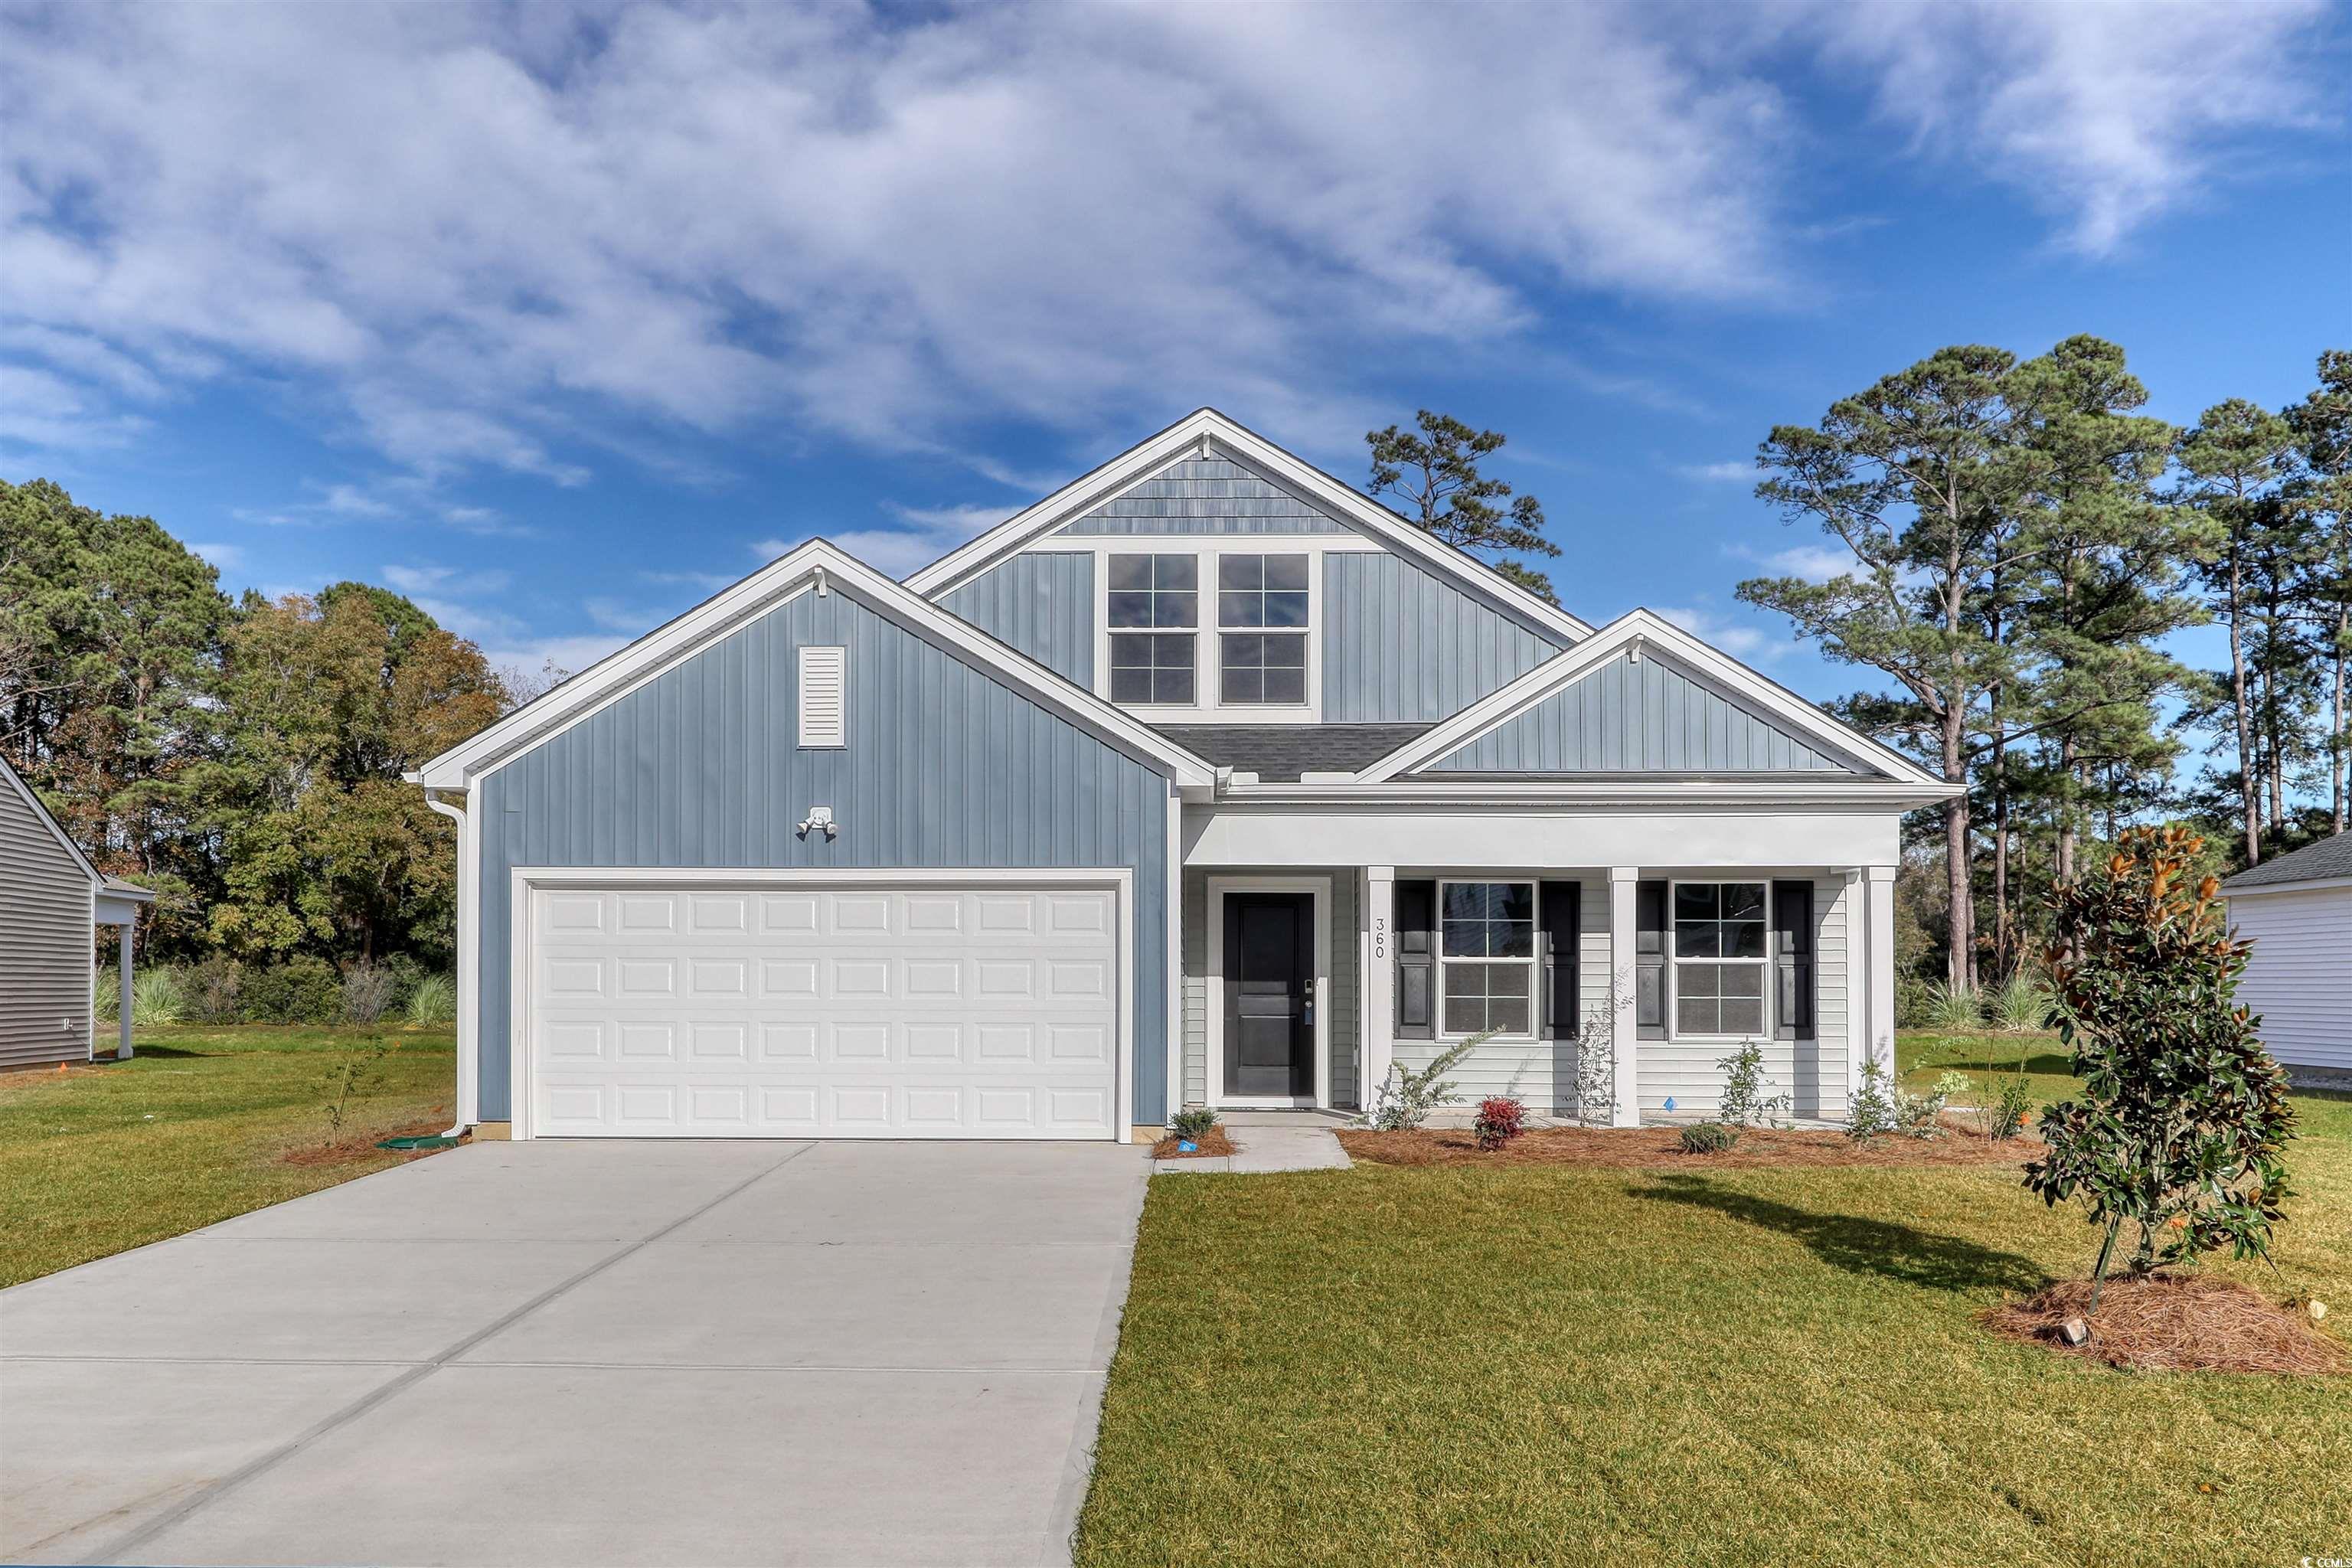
[1153,724,1433,782]
[2221,831,2352,890]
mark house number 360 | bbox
[1374,915,1387,961]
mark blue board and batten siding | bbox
[1426,653,1857,774]
[934,551,1095,685]
[1053,457,1351,534]
[1322,550,1566,723]
[474,586,1174,1124]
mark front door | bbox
[1223,891,1314,1100]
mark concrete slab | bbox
[1228,1125,1351,1173]
[2,1138,1146,1568]
[124,1363,1104,1568]
[459,1235,1132,1371]
[211,1140,800,1243]
[0,1359,400,1565]
[0,1237,613,1362]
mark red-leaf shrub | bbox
[1472,1096,1526,1152]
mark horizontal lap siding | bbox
[934,551,1095,686]
[1179,867,1361,1109]
[1323,551,1566,723]
[1637,874,1851,1118]
[2230,890,2352,1070]
[0,779,94,1068]
[478,587,1173,1125]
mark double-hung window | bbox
[1107,554,1197,704]
[1672,881,1768,1036]
[1439,880,1535,1036]
[1217,553,1308,705]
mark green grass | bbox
[1078,1035,2352,1567]
[0,1024,457,1288]
[1899,1026,2082,1106]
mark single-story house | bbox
[1,755,154,1070]
[2223,830,2351,1090]
[408,409,1956,1141]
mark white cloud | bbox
[1677,460,1751,482]
[753,501,1004,578]
[1649,604,1779,662]
[381,563,459,594]
[187,541,244,571]
[1726,541,1852,584]
[1815,0,2333,255]
[479,632,629,684]
[640,567,739,594]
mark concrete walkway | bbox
[0,1139,1149,1567]
[1155,1116,1353,1175]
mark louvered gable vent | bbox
[799,645,846,747]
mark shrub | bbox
[1988,969,2053,1034]
[1983,1074,2036,1142]
[1472,1096,1526,1152]
[2024,825,2297,1311]
[1569,990,1619,1128]
[340,963,398,1025]
[241,956,341,1024]
[94,966,121,1022]
[1896,1071,1968,1139]
[1714,1040,1791,1128]
[1847,1054,1900,1142]
[1361,1033,1485,1131]
[130,965,185,1026]
[403,972,456,1027]
[320,1035,394,1135]
[1924,980,1984,1033]
[182,956,246,1024]
[1894,974,1936,1029]
[1169,1106,1220,1142]
[1680,1122,1738,1155]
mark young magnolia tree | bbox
[2024,825,2296,1309]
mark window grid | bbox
[1670,881,1769,1037]
[1438,880,1535,1038]
[1216,553,1311,707]
[1107,554,1198,704]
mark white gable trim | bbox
[1,754,106,890]
[410,540,1216,790]
[903,408,1594,643]
[1352,609,1952,790]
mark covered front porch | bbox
[1176,808,1903,1129]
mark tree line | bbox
[1737,340,2350,990]
[1,478,510,969]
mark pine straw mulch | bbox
[1152,1125,1237,1160]
[1983,1274,2346,1375]
[1336,1116,2039,1170]
[279,1120,465,1167]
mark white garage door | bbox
[523,879,1121,1138]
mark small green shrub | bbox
[182,956,246,1024]
[320,1035,394,1135]
[403,972,456,1027]
[1894,975,1936,1029]
[1984,1074,2036,1141]
[1169,1106,1220,1142]
[1679,1122,1738,1155]
[1923,981,1984,1033]
[94,966,121,1022]
[1361,1033,1487,1131]
[130,965,185,1026]
[241,956,340,1024]
[1847,1054,1900,1142]
[1989,969,2053,1034]
[1714,1040,1790,1128]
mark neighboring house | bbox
[2223,831,2352,1089]
[0,756,153,1070]
[409,410,1955,1141]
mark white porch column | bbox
[1364,865,1395,1107]
[117,923,133,1060]
[1844,870,1867,1103]
[1864,864,1898,1086]
[1608,867,1641,1128]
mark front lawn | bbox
[1079,1038,2352,1567]
[0,1024,458,1288]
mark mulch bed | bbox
[1984,1275,2346,1375]
[279,1121,464,1167]
[1152,1125,1237,1160]
[1336,1117,2040,1170]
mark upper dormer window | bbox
[1217,554,1308,705]
[1107,553,1197,704]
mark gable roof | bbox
[1353,608,1953,791]
[2223,831,2352,893]
[902,408,1595,642]
[1155,724,1435,782]
[1,753,126,893]
[410,540,1217,792]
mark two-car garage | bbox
[518,874,1128,1139]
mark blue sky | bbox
[4,1,2348,720]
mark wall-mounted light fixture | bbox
[795,805,838,840]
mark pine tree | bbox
[1367,411,1562,603]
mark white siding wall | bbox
[1637,874,1851,1119]
[2229,887,2352,1071]
[1,774,96,1070]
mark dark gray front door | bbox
[1223,891,1314,1099]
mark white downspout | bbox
[423,787,478,1137]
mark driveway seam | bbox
[87,1142,817,1566]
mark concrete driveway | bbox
[0,1138,1150,1567]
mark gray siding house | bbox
[1,756,152,1070]
[413,410,1953,1141]
[2223,831,2352,1089]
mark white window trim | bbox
[1212,551,1315,710]
[797,645,846,748]
[1204,874,1331,1109]
[1668,877,1772,1042]
[1104,552,1204,708]
[1087,537,1378,724]
[1436,877,1539,1042]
